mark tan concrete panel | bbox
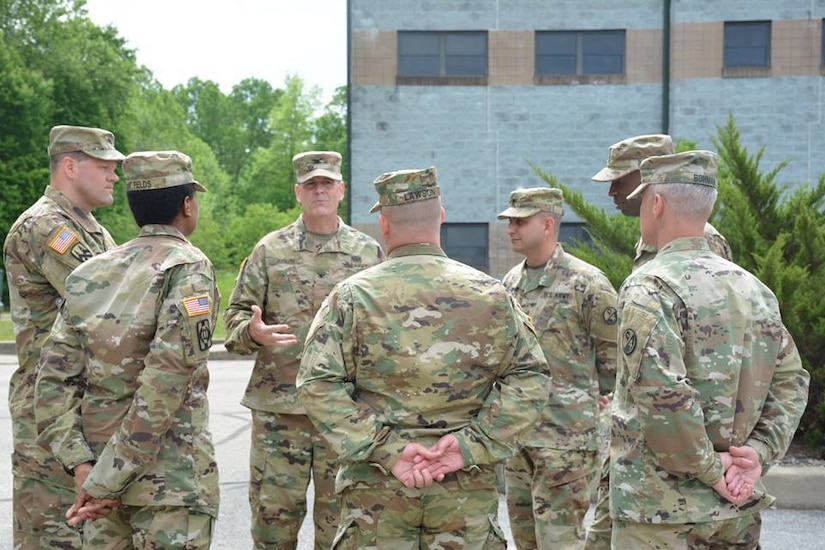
[489,30,535,86]
[772,19,820,76]
[351,30,397,86]
[626,29,663,84]
[671,21,723,79]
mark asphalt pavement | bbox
[0,350,823,549]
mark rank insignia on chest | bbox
[48,225,79,254]
[182,294,210,316]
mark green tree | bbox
[0,38,53,246]
[237,74,320,210]
[2,0,139,131]
[711,115,825,453]
[172,78,244,189]
[229,78,282,177]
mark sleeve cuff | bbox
[224,323,261,354]
[366,429,406,473]
[695,455,724,487]
[745,439,773,473]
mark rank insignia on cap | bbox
[48,225,79,255]
[182,294,210,317]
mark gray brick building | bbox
[347,0,825,277]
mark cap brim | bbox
[297,169,342,184]
[193,181,207,193]
[625,182,649,200]
[496,206,541,220]
[369,201,381,214]
[84,149,126,162]
[591,166,632,182]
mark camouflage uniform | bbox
[3,125,123,549]
[610,152,810,548]
[583,223,733,549]
[633,222,731,269]
[35,151,220,548]
[297,167,552,550]
[497,188,617,549]
[224,151,384,550]
[586,135,733,550]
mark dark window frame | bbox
[535,30,626,78]
[440,222,489,273]
[723,20,771,69]
[397,31,488,85]
[558,222,593,247]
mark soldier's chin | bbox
[618,200,641,217]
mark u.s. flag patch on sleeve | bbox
[182,294,210,317]
[48,225,79,254]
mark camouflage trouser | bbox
[249,410,339,550]
[13,474,82,549]
[505,447,599,549]
[612,514,762,549]
[128,506,214,549]
[332,482,508,549]
[81,504,132,549]
[583,456,611,550]
[584,406,612,550]
[82,504,214,549]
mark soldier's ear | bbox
[182,195,194,217]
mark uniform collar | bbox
[388,242,446,259]
[44,186,104,234]
[138,224,189,241]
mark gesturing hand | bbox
[248,305,298,347]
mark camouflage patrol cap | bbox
[123,150,207,193]
[48,125,126,161]
[591,134,674,182]
[292,151,342,183]
[627,150,719,200]
[370,166,439,213]
[497,187,564,219]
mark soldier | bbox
[496,187,617,549]
[223,151,384,549]
[585,134,733,549]
[591,134,731,268]
[34,151,220,548]
[610,150,809,547]
[296,167,552,549]
[3,124,124,549]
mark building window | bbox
[398,31,487,77]
[724,21,770,68]
[558,222,593,247]
[535,30,625,76]
[441,223,489,273]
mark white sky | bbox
[83,0,347,100]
